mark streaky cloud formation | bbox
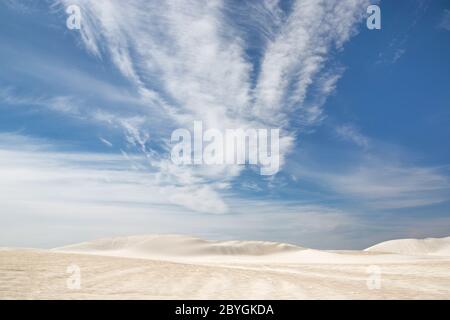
[54,0,370,212]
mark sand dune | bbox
[53,234,351,264]
[1,235,450,299]
[52,234,443,264]
[53,234,303,258]
[52,234,313,264]
[365,236,450,257]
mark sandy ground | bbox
[1,235,450,299]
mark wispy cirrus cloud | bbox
[376,0,430,65]
[47,0,370,211]
[335,124,369,149]
[294,158,450,210]
[439,9,450,31]
[0,87,81,114]
[0,133,229,214]
[55,0,370,133]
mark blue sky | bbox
[1,0,449,249]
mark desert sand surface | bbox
[1,235,450,299]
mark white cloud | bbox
[99,137,113,147]
[439,9,450,31]
[254,0,368,126]
[54,0,369,175]
[392,48,406,63]
[335,124,369,149]
[297,159,450,209]
[0,133,229,214]
[0,88,80,115]
[0,0,364,215]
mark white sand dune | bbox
[53,235,346,264]
[1,234,450,299]
[365,236,450,257]
[52,234,443,264]
[53,234,303,258]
